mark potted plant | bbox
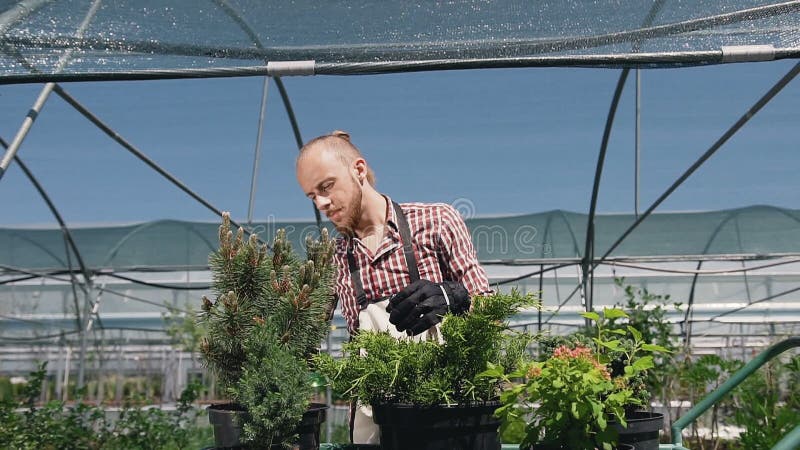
[314,290,540,450]
[486,307,669,450]
[198,213,336,449]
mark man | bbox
[295,130,491,443]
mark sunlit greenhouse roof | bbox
[1,1,800,83]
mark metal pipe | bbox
[635,69,641,219]
[274,77,323,229]
[537,264,544,332]
[583,69,630,314]
[0,0,101,179]
[9,154,85,332]
[212,0,322,229]
[247,76,269,225]
[595,61,800,268]
[1,47,798,85]
[0,84,54,180]
[0,0,53,35]
[50,84,254,236]
[772,424,800,450]
[582,0,663,314]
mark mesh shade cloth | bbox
[2,206,799,271]
[0,0,799,82]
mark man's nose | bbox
[315,196,331,210]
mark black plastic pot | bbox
[610,411,663,450]
[207,402,328,449]
[208,403,247,449]
[296,403,328,450]
[371,401,501,450]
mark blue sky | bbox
[1,59,798,226]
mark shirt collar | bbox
[383,194,400,234]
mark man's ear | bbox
[353,158,367,184]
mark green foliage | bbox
[315,290,539,407]
[611,278,680,404]
[489,307,669,450]
[198,214,336,447]
[229,324,313,448]
[163,304,205,353]
[0,363,211,450]
[731,355,800,450]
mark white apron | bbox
[347,201,442,444]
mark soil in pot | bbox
[208,402,328,450]
[610,411,663,450]
[371,401,501,450]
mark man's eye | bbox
[321,182,333,192]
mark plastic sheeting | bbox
[1,1,799,82]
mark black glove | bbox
[386,279,471,335]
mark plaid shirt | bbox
[334,195,490,334]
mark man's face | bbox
[296,148,362,234]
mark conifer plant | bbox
[199,213,335,448]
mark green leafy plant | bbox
[315,290,539,407]
[611,278,680,409]
[488,307,670,450]
[197,213,336,448]
[0,362,210,450]
[731,354,799,450]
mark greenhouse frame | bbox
[0,1,799,448]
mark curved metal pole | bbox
[3,151,85,333]
[684,208,743,347]
[594,61,800,270]
[582,0,665,314]
[213,0,270,227]
[0,0,100,180]
[212,0,323,230]
[685,206,800,341]
[1,0,104,393]
[50,85,255,239]
[100,219,216,268]
[4,231,68,268]
[0,0,53,34]
[582,69,630,315]
[274,76,323,229]
[773,424,800,450]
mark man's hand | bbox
[386,279,470,335]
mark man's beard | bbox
[335,182,362,237]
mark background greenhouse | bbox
[1,1,799,449]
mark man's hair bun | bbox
[331,130,351,141]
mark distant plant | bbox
[669,353,741,449]
[0,362,211,450]
[731,355,800,450]
[163,303,205,353]
[609,278,680,405]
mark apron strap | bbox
[392,201,420,283]
[347,244,369,310]
[347,201,419,309]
